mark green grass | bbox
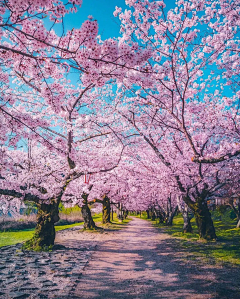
[92,212,132,230]
[0,222,83,248]
[0,212,133,248]
[151,212,240,266]
[132,211,149,220]
[59,203,81,214]
[55,221,83,232]
[0,229,35,247]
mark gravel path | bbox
[73,217,240,299]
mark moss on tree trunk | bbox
[193,199,216,240]
[183,194,216,240]
[23,200,59,251]
[102,195,111,224]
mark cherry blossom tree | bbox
[0,0,151,249]
[0,74,129,249]
[112,0,240,239]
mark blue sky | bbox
[51,0,177,40]
[55,0,128,39]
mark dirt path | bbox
[72,217,240,299]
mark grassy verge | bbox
[0,212,133,247]
[146,212,240,266]
[0,222,83,248]
[91,212,132,231]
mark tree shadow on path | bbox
[72,218,240,299]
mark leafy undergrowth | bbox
[0,222,83,248]
[148,212,240,266]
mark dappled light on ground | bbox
[73,218,240,298]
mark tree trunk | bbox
[194,199,216,240]
[146,209,150,219]
[117,203,123,221]
[230,200,240,228]
[183,195,216,240]
[158,212,164,224]
[182,210,193,233]
[151,209,156,221]
[177,195,193,233]
[166,206,178,226]
[237,202,240,228]
[102,195,111,224]
[23,200,59,251]
[236,206,240,228]
[82,202,96,229]
[236,218,240,228]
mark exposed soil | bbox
[67,217,240,299]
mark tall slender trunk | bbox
[111,206,114,221]
[117,203,123,221]
[23,200,59,251]
[102,195,111,224]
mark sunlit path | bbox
[73,218,240,299]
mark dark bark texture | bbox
[123,210,128,219]
[102,195,111,224]
[146,209,150,219]
[82,203,96,229]
[23,200,59,251]
[182,211,193,233]
[177,199,193,233]
[82,192,96,229]
[150,209,156,221]
[190,198,216,239]
[237,218,240,229]
[228,199,240,228]
[165,206,178,226]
